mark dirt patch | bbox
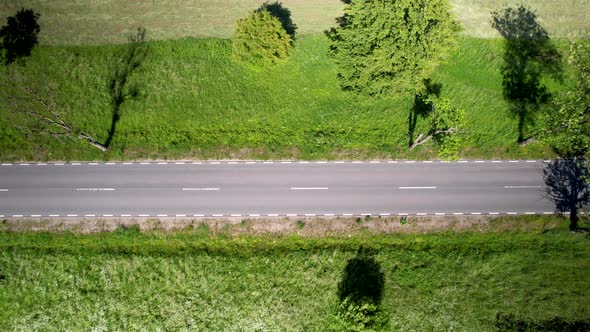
[0,215,563,236]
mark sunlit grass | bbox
[0,218,588,330]
[0,35,567,161]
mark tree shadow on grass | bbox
[408,79,442,147]
[0,8,40,65]
[337,247,385,305]
[256,2,297,41]
[491,5,562,145]
[104,27,148,149]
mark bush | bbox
[232,9,292,67]
[330,297,389,331]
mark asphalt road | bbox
[0,160,554,217]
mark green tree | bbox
[326,0,461,96]
[0,8,40,65]
[542,40,590,157]
[232,9,293,67]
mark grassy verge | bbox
[0,35,567,161]
[0,217,589,330]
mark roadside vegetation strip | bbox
[0,217,587,331]
[0,36,562,162]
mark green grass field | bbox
[0,36,562,161]
[1,217,589,330]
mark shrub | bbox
[232,9,292,67]
[330,297,389,331]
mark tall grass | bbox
[0,222,589,330]
[0,35,567,161]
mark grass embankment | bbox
[0,36,564,161]
[0,217,589,330]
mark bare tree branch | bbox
[410,128,457,150]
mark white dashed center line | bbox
[290,187,329,190]
[399,186,437,190]
[0,189,7,192]
[182,187,220,191]
[76,188,115,191]
[504,186,541,189]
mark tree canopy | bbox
[326,0,461,96]
[542,39,590,157]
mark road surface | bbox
[0,160,554,218]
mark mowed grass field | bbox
[1,0,588,45]
[0,217,589,330]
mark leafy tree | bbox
[0,8,40,65]
[543,158,590,231]
[410,97,464,160]
[542,40,590,157]
[232,8,292,67]
[326,0,461,96]
[491,5,561,145]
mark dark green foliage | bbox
[232,8,292,66]
[542,40,590,157]
[543,158,590,230]
[491,5,562,143]
[495,313,590,331]
[0,8,40,64]
[326,0,461,95]
[255,2,297,41]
